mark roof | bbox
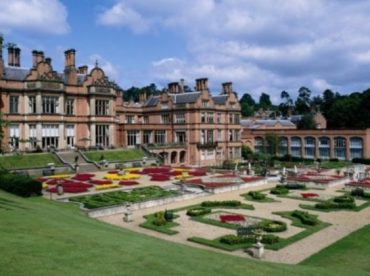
[241,119,296,129]
[170,92,200,104]
[4,67,29,81]
[212,95,228,105]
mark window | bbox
[29,96,36,113]
[126,115,135,124]
[96,125,109,147]
[155,130,166,144]
[95,100,109,116]
[175,131,186,143]
[127,130,140,146]
[42,96,58,114]
[143,130,152,144]
[207,113,214,123]
[65,99,74,115]
[176,113,186,124]
[161,114,170,124]
[143,116,149,124]
[9,96,19,113]
[201,112,206,123]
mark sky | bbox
[1,0,370,103]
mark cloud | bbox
[0,0,69,35]
[98,1,370,100]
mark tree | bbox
[278,90,293,117]
[258,93,272,110]
[0,112,10,153]
[295,86,312,114]
[297,113,317,129]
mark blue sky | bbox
[2,0,370,102]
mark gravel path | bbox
[95,182,370,264]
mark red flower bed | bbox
[142,167,171,174]
[301,192,319,198]
[220,214,245,223]
[150,174,170,181]
[119,180,139,186]
[47,186,88,193]
[90,179,113,185]
[189,170,207,176]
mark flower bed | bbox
[301,192,319,199]
[219,214,245,223]
[90,179,113,185]
[119,180,139,186]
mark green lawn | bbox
[84,149,145,162]
[0,153,63,169]
[302,224,370,273]
[0,190,368,275]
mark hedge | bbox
[0,169,42,197]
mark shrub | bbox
[0,170,42,197]
[248,191,266,200]
[261,234,280,244]
[186,207,211,217]
[153,211,167,226]
[270,185,289,195]
[292,210,318,226]
[220,235,254,245]
[260,220,287,232]
[201,200,241,207]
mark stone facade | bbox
[0,40,242,166]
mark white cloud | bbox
[0,0,69,35]
[98,1,370,99]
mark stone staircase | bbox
[55,151,99,172]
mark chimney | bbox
[222,82,232,94]
[45,57,52,65]
[77,65,88,74]
[7,46,15,66]
[13,47,21,67]
[64,49,76,69]
[168,82,179,93]
[195,78,208,91]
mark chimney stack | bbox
[195,78,208,91]
[64,49,76,69]
[7,46,15,66]
[222,82,232,94]
[168,82,180,93]
[77,65,88,74]
[14,47,21,67]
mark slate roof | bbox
[4,67,29,81]
[212,95,228,105]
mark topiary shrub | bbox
[201,200,241,207]
[260,220,287,232]
[248,191,266,200]
[220,235,254,245]
[186,207,211,217]
[261,234,280,244]
[292,210,318,226]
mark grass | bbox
[0,153,63,170]
[301,224,370,273]
[1,190,369,275]
[84,149,145,162]
[140,213,179,235]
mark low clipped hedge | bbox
[0,169,42,197]
[248,191,266,200]
[201,200,241,207]
[291,210,318,226]
[270,185,289,195]
[186,207,211,217]
[260,220,287,232]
